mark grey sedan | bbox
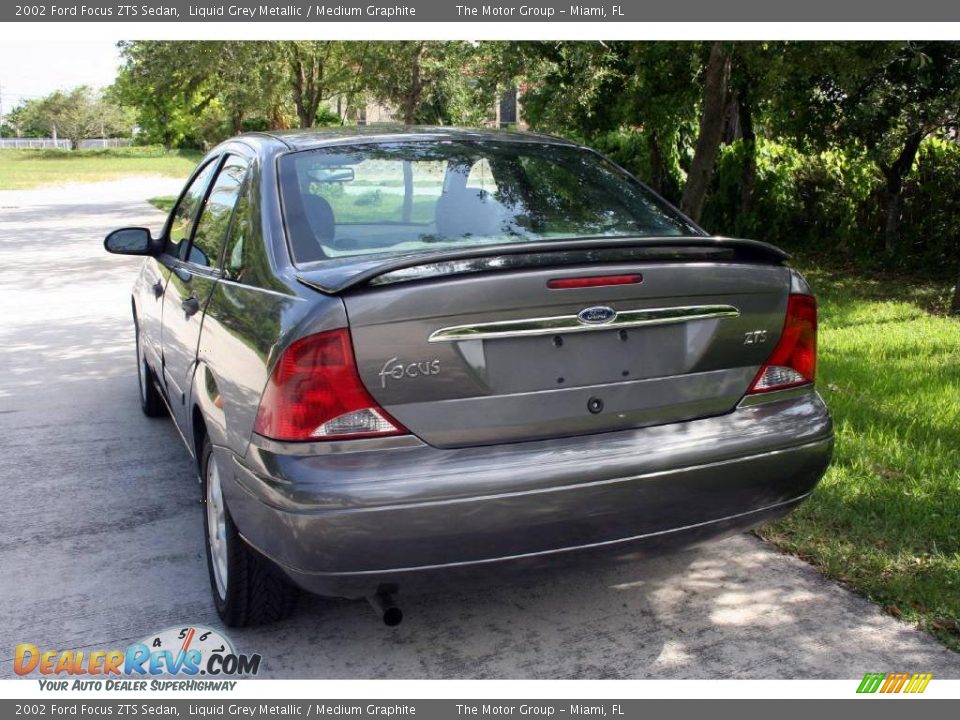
[105,127,833,627]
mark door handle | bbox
[181,296,201,317]
[152,280,164,298]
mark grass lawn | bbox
[758,258,960,651]
[148,196,177,213]
[0,147,201,190]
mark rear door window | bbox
[187,155,250,269]
[224,177,253,281]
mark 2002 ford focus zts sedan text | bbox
[105,128,833,627]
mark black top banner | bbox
[6,0,960,22]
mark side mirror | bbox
[104,227,158,256]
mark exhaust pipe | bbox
[367,590,403,627]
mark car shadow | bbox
[234,529,960,679]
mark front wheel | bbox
[200,436,298,627]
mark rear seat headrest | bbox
[434,188,502,238]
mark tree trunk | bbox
[681,42,733,224]
[291,60,307,126]
[646,131,681,203]
[880,129,924,255]
[951,272,960,315]
[267,103,287,131]
[646,131,666,195]
[290,50,323,128]
[882,190,904,255]
[292,59,315,127]
[402,43,425,125]
[737,89,756,220]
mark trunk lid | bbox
[317,246,791,449]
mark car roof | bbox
[241,125,580,152]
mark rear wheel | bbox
[200,436,298,627]
[136,321,165,418]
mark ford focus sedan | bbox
[105,127,833,627]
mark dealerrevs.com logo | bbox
[14,626,261,691]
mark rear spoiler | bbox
[295,236,790,295]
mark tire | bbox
[135,321,166,418]
[200,435,298,627]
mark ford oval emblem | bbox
[577,306,617,325]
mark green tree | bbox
[492,41,693,199]
[3,101,50,138]
[116,41,369,147]
[364,41,492,125]
[117,41,228,148]
[491,41,629,136]
[773,41,960,255]
[13,87,131,148]
[286,41,368,127]
[118,41,300,147]
[680,42,733,222]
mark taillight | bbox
[253,329,407,442]
[747,294,817,394]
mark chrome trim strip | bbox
[428,304,740,343]
[737,384,817,408]
[250,433,426,456]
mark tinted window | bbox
[166,159,219,259]
[224,173,253,281]
[188,156,249,268]
[279,140,701,264]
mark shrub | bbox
[15,145,172,160]
[702,139,878,249]
[591,128,686,205]
[899,138,960,273]
[700,137,960,277]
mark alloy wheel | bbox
[206,455,228,600]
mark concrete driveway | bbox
[0,179,957,680]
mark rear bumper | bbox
[220,390,833,598]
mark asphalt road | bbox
[0,179,957,679]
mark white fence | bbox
[0,138,133,150]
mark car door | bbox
[139,158,219,376]
[160,154,250,431]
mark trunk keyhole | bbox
[587,397,604,414]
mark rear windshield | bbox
[278,140,701,264]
